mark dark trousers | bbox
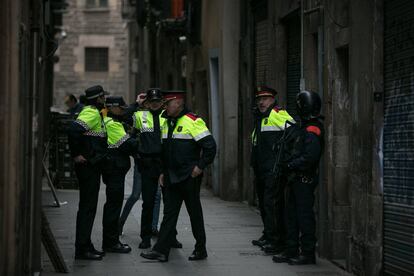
[255,174,285,245]
[74,163,101,253]
[140,170,159,241]
[154,176,206,256]
[102,168,128,247]
[285,178,317,256]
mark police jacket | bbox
[161,108,217,184]
[103,114,139,170]
[68,105,107,165]
[284,118,324,178]
[132,109,164,156]
[251,105,293,176]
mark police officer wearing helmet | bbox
[101,96,139,254]
[251,86,293,255]
[272,90,324,265]
[68,85,108,260]
[131,88,182,249]
[140,90,216,262]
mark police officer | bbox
[272,90,324,265]
[68,85,108,260]
[101,96,138,253]
[251,86,293,255]
[130,88,182,249]
[140,90,216,262]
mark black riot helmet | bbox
[296,90,322,120]
[146,88,163,102]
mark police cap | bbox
[105,96,127,108]
[162,90,186,102]
[255,86,277,98]
[146,88,163,102]
[85,85,109,99]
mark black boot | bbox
[90,244,105,257]
[140,250,168,262]
[171,239,183,249]
[75,251,103,261]
[252,234,268,248]
[263,243,284,255]
[288,254,316,265]
[272,251,298,263]
[103,242,132,253]
[139,239,151,249]
[188,250,208,261]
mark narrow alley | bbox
[41,172,348,276]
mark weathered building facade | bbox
[53,0,137,109]
[0,1,65,275]
[134,0,414,275]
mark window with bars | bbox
[85,47,109,72]
[86,0,108,8]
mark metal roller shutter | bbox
[383,0,414,275]
[255,20,269,86]
[286,14,300,116]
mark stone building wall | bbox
[54,0,132,110]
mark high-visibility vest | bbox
[103,117,130,148]
[133,110,167,133]
[251,107,293,145]
[74,105,106,137]
[161,113,211,141]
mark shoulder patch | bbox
[185,113,198,121]
[306,126,321,136]
[273,106,281,112]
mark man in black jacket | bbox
[251,86,293,254]
[272,90,324,265]
[68,85,108,260]
[130,89,181,249]
[140,90,216,262]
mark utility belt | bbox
[286,171,316,184]
[298,173,314,184]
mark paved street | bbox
[42,171,350,276]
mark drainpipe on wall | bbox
[300,0,305,91]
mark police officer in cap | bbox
[131,88,182,249]
[101,96,139,253]
[140,90,216,262]
[68,85,108,260]
[251,86,293,254]
[272,90,324,265]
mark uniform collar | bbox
[150,108,163,116]
[161,107,189,119]
[255,103,277,118]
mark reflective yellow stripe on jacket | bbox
[75,105,106,137]
[104,117,130,148]
[161,114,211,141]
[251,108,293,145]
[133,110,166,133]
